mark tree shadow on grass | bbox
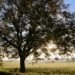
[1,68,75,75]
[0,68,19,75]
[26,68,75,75]
[0,71,12,75]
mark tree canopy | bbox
[0,0,73,72]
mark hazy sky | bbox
[64,0,75,12]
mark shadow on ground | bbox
[0,71,12,75]
[1,68,75,75]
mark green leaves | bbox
[0,0,71,56]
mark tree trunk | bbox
[20,57,26,72]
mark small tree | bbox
[0,0,68,72]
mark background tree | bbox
[0,0,69,72]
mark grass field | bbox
[0,61,75,75]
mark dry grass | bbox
[0,61,75,75]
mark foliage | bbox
[55,12,75,53]
[0,0,72,72]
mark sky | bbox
[64,0,75,12]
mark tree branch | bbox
[0,32,18,49]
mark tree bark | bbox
[20,57,26,72]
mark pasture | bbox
[0,61,75,75]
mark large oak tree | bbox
[0,0,69,72]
